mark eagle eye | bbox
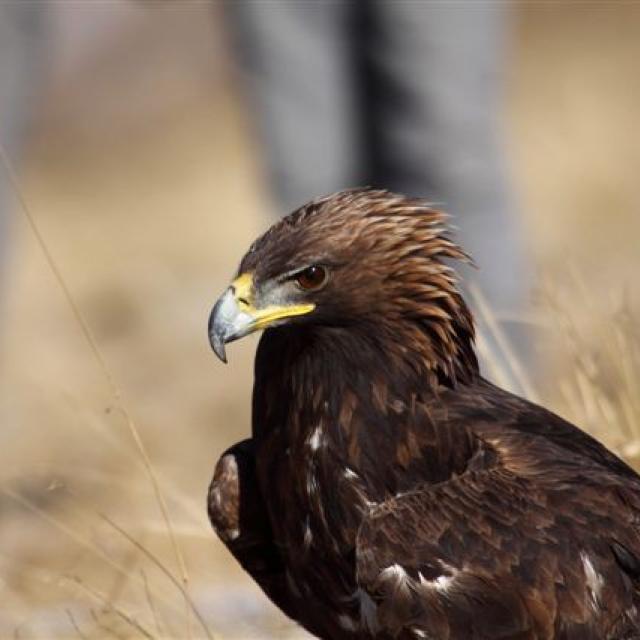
[295,265,329,291]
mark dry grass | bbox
[539,272,640,461]
[1,4,639,639]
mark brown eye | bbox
[295,265,329,291]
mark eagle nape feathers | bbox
[206,188,640,640]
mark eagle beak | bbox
[208,285,249,363]
[208,273,315,363]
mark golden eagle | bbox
[207,189,640,639]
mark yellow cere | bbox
[231,272,255,310]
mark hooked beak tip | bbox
[208,286,247,363]
[210,331,228,363]
[208,294,230,363]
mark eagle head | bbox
[209,189,477,385]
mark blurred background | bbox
[0,2,638,638]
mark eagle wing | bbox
[208,440,296,615]
[209,439,328,637]
[355,461,640,639]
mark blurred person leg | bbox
[225,1,364,213]
[226,1,534,383]
[369,1,534,379]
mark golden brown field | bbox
[1,3,638,638]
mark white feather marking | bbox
[379,563,412,600]
[303,515,313,549]
[581,551,604,608]
[411,630,428,639]
[308,425,323,451]
[343,467,377,511]
[226,528,240,541]
[306,470,318,495]
[380,563,408,581]
[209,486,222,510]
[222,453,238,474]
[417,565,458,593]
[434,574,455,591]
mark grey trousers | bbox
[227,1,533,372]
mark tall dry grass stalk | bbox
[1,144,214,639]
[539,269,640,463]
[473,267,640,467]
